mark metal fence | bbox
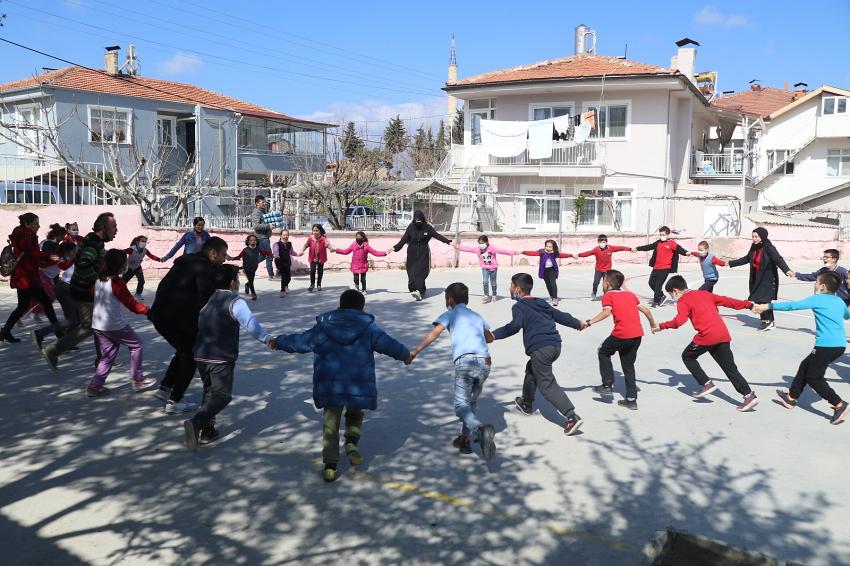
[0,154,114,205]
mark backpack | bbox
[0,238,17,277]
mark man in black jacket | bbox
[633,226,689,308]
[149,237,228,415]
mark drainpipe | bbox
[194,104,202,187]
[662,90,672,226]
[234,113,243,189]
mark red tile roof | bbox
[446,53,675,88]
[0,66,330,127]
[711,86,804,118]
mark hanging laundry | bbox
[480,119,528,158]
[581,109,597,130]
[552,115,571,137]
[574,121,592,144]
[528,118,555,159]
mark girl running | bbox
[231,234,274,300]
[522,240,572,306]
[336,231,386,294]
[123,235,161,300]
[300,224,334,292]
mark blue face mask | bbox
[512,291,522,300]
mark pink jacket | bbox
[336,241,386,274]
[458,243,515,272]
[304,236,330,264]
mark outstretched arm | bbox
[161,234,187,261]
[658,301,689,331]
[586,306,612,326]
[552,308,583,331]
[275,327,320,353]
[638,304,657,329]
[230,298,271,343]
[410,323,445,358]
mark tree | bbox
[411,125,436,177]
[382,115,408,155]
[340,121,365,159]
[435,120,448,161]
[451,111,464,145]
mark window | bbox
[156,117,175,147]
[469,98,495,145]
[766,150,794,175]
[585,103,628,140]
[0,110,4,144]
[89,106,131,143]
[524,189,561,225]
[530,104,572,121]
[578,190,633,229]
[823,97,848,116]
[16,106,42,153]
[827,149,850,176]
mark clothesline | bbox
[480,110,597,159]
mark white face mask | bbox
[138,242,146,250]
[598,243,607,249]
[659,234,668,241]
[70,229,79,236]
[478,243,488,250]
[699,250,707,257]
[249,243,256,249]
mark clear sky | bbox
[0,0,847,139]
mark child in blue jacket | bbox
[274,289,411,482]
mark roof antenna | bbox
[617,43,628,60]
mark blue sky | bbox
[0,0,848,138]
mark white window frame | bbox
[528,101,575,121]
[156,116,176,147]
[87,105,132,144]
[0,109,5,144]
[14,104,44,154]
[823,96,848,116]
[581,99,631,141]
[468,98,496,145]
[766,149,794,175]
[577,188,634,231]
[520,185,564,229]
[827,149,850,177]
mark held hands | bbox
[579,320,589,331]
[786,271,796,278]
[752,303,769,315]
[266,337,278,350]
[404,352,416,365]
[650,325,661,334]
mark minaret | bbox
[447,34,458,123]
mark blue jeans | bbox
[454,355,491,435]
[259,238,274,277]
[482,269,497,296]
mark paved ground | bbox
[1,258,849,565]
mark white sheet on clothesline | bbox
[480,119,528,157]
[527,118,554,159]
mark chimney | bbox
[673,38,699,84]
[783,82,789,91]
[574,24,596,54]
[104,45,121,76]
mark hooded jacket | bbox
[148,253,216,335]
[492,296,582,354]
[729,227,790,303]
[275,308,410,410]
[336,241,387,274]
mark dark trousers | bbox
[648,269,671,304]
[522,345,575,417]
[682,341,752,395]
[3,285,58,334]
[542,267,558,299]
[122,266,145,295]
[598,335,642,400]
[310,262,324,288]
[790,346,845,406]
[192,361,235,429]
[244,269,256,296]
[154,321,197,402]
[760,310,774,323]
[274,258,291,290]
[259,238,274,278]
[592,270,606,295]
[354,273,367,290]
[698,280,717,292]
[407,268,427,295]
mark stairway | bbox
[755,136,815,185]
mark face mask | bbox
[249,244,256,249]
[659,235,668,241]
[598,243,607,249]
[512,291,522,300]
[138,242,146,250]
[356,238,365,244]
[699,250,707,257]
[479,243,488,250]
[70,229,79,236]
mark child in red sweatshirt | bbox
[634,226,689,307]
[653,275,759,411]
[574,234,632,300]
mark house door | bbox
[182,120,196,162]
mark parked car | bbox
[344,205,381,230]
[0,181,63,204]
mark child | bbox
[788,249,850,306]
[274,290,411,482]
[409,282,497,460]
[653,275,759,411]
[183,264,275,451]
[757,271,850,425]
[335,231,386,294]
[574,234,632,300]
[273,229,298,297]
[633,226,689,307]
[583,270,656,409]
[123,235,161,300]
[299,224,334,292]
[689,240,726,293]
[455,235,518,303]
[231,234,274,300]
[490,273,585,435]
[88,249,156,398]
[521,240,572,306]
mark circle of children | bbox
[3,200,850,482]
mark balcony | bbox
[479,141,603,177]
[691,151,749,182]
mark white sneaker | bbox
[360,289,367,295]
[411,291,422,301]
[164,400,197,414]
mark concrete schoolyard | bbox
[1,259,848,565]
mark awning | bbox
[281,180,456,197]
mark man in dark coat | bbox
[391,210,452,301]
[729,227,791,331]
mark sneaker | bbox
[830,401,850,425]
[323,464,337,483]
[317,286,322,292]
[514,396,533,415]
[452,434,472,454]
[482,295,492,304]
[134,293,144,301]
[251,294,258,301]
[41,347,59,372]
[477,424,496,461]
[0,328,21,343]
[345,442,364,465]
[617,399,638,411]
[647,301,658,308]
[758,321,776,332]
[164,400,197,415]
[411,291,422,301]
[308,286,314,293]
[199,426,221,445]
[738,392,759,412]
[593,384,614,396]
[154,386,172,401]
[360,288,367,295]
[591,293,598,301]
[131,377,157,392]
[692,380,717,398]
[86,385,110,398]
[774,389,797,409]
[30,328,43,350]
[279,291,286,298]
[657,298,668,307]
[564,414,584,436]
[183,419,199,452]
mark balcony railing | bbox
[691,151,745,178]
[488,141,599,167]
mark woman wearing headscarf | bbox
[390,210,452,300]
[729,227,792,331]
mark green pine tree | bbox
[435,120,448,159]
[383,115,408,155]
[451,111,464,145]
[340,121,365,159]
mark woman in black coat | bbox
[729,227,791,330]
[391,210,452,300]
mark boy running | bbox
[491,273,586,436]
[690,240,726,292]
[787,249,850,306]
[653,275,759,411]
[409,282,497,460]
[584,270,656,410]
[574,234,632,300]
[633,226,689,307]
